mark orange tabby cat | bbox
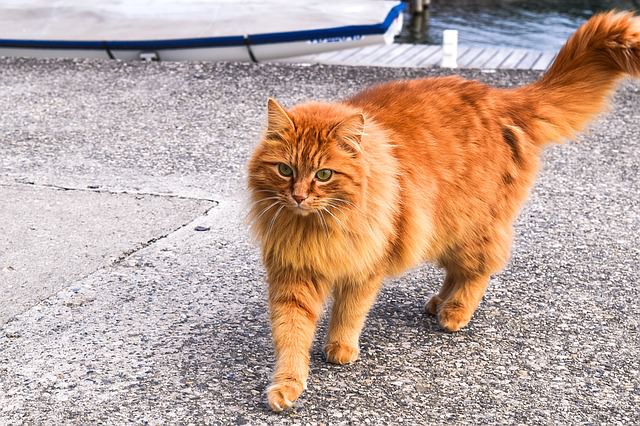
[247,12,640,411]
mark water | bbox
[396,0,640,49]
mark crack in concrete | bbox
[109,201,218,266]
[0,181,219,327]
[2,179,218,203]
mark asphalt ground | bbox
[0,58,638,424]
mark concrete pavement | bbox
[0,58,638,424]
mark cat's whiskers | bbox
[253,199,282,222]
[248,193,282,208]
[322,206,348,233]
[324,200,358,221]
[324,197,365,217]
[251,196,283,206]
[323,201,352,225]
[265,204,286,241]
[251,189,279,195]
[327,199,379,235]
[244,190,280,215]
[322,201,344,214]
[314,210,330,236]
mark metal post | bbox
[411,0,423,14]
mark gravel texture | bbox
[0,58,638,424]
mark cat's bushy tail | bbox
[521,11,640,145]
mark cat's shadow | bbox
[177,267,482,418]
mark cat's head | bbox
[248,98,367,230]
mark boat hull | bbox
[0,2,403,62]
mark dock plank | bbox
[482,48,512,69]
[532,50,557,70]
[457,47,485,68]
[402,45,440,67]
[378,43,415,65]
[319,46,367,64]
[313,49,347,62]
[356,44,404,65]
[337,44,389,65]
[277,43,557,71]
[388,44,429,67]
[453,46,472,64]
[498,49,529,69]
[466,47,501,69]
[322,46,366,62]
[518,50,543,69]
[417,46,444,67]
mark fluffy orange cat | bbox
[247,11,640,411]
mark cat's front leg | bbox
[266,272,328,412]
[325,276,383,365]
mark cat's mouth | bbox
[291,205,313,216]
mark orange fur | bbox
[247,11,640,412]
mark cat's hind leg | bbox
[433,227,512,332]
[436,272,491,332]
[425,273,455,315]
[325,275,383,365]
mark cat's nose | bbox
[292,194,308,205]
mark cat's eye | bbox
[315,169,333,182]
[277,163,293,177]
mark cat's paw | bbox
[437,301,472,332]
[324,341,359,365]
[266,379,304,412]
[425,294,443,316]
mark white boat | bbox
[0,0,404,61]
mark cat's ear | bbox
[266,98,295,137]
[330,113,365,154]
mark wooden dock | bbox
[280,43,558,70]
